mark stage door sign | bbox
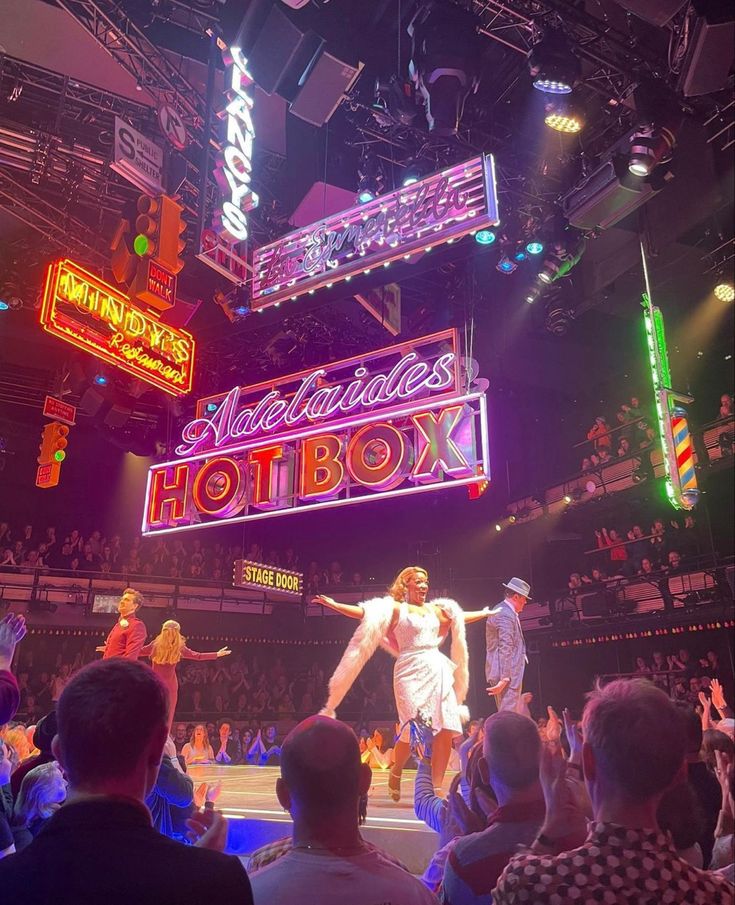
[233,559,303,597]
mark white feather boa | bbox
[320,596,470,725]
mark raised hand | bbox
[711,678,728,714]
[0,612,27,670]
[537,744,588,847]
[486,678,510,697]
[563,708,583,764]
[217,647,231,658]
[714,750,733,818]
[546,706,562,744]
[186,807,229,851]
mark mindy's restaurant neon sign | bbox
[142,329,490,535]
[251,154,499,310]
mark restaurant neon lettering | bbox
[40,259,195,397]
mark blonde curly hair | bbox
[149,619,186,666]
[388,566,428,602]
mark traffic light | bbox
[134,194,186,275]
[36,421,69,489]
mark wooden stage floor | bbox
[189,764,440,874]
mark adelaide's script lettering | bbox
[177,351,456,455]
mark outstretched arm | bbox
[463,607,490,625]
[181,646,231,661]
[313,595,364,619]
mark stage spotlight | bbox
[714,282,734,302]
[538,258,559,284]
[544,99,584,134]
[408,2,483,135]
[0,300,8,311]
[628,126,676,176]
[205,402,218,414]
[563,494,572,504]
[528,33,580,95]
[525,286,540,304]
[526,241,544,255]
[545,303,573,336]
[514,248,528,262]
[94,374,108,386]
[357,150,383,203]
[475,229,496,245]
[494,523,502,532]
[508,515,517,524]
[496,255,517,275]
[538,234,585,285]
[402,159,425,186]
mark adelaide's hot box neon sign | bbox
[142,330,489,535]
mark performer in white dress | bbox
[314,566,488,798]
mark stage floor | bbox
[189,764,440,874]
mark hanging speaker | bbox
[246,5,324,98]
[289,52,364,127]
[611,1,687,26]
[677,10,735,97]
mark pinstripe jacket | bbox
[485,599,526,686]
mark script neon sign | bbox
[40,259,195,397]
[141,330,489,535]
[215,46,259,242]
[251,154,499,310]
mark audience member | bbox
[11,762,66,851]
[0,658,253,904]
[587,417,612,452]
[182,724,214,766]
[493,679,734,904]
[248,715,438,904]
[0,614,26,724]
[657,781,706,867]
[441,712,545,905]
[10,710,57,798]
[145,736,194,841]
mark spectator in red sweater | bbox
[587,417,612,452]
[595,528,629,571]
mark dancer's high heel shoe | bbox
[388,767,402,803]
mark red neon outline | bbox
[299,433,345,501]
[191,457,246,516]
[345,422,410,490]
[411,405,472,479]
[249,444,285,505]
[148,463,190,526]
[39,259,195,397]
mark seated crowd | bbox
[581,390,733,475]
[0,519,364,592]
[1,610,733,903]
[564,513,702,593]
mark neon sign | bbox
[141,330,489,535]
[642,292,699,511]
[233,559,303,597]
[40,259,195,397]
[215,46,259,243]
[251,154,499,310]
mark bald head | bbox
[279,716,364,818]
[483,711,541,791]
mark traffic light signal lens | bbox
[54,450,66,462]
[134,234,150,256]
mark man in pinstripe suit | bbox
[485,577,531,712]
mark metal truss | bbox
[0,169,109,268]
[148,0,221,38]
[54,0,207,141]
[0,54,154,130]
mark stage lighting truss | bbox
[356,151,384,203]
[545,299,574,336]
[528,33,581,95]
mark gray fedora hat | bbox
[502,577,532,599]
